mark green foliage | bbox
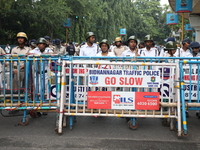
[0,0,189,45]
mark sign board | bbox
[88,69,160,87]
[120,28,126,35]
[166,13,178,25]
[87,92,160,110]
[63,18,71,28]
[175,0,193,13]
[185,24,193,31]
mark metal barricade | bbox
[179,60,200,136]
[0,54,62,125]
[57,57,181,136]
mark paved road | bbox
[0,111,200,150]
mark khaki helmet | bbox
[127,35,138,44]
[16,32,28,41]
[85,32,95,40]
[115,37,122,42]
[37,37,47,45]
[164,41,177,50]
[144,35,153,42]
[99,39,110,49]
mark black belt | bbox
[38,70,47,74]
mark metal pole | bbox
[66,28,68,43]
[181,13,185,41]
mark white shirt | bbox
[79,43,98,56]
[121,49,137,57]
[29,47,53,55]
[5,46,11,53]
[96,52,115,57]
[140,47,159,57]
[174,48,192,57]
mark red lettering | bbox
[105,77,110,85]
[135,78,143,85]
[129,77,134,85]
[66,69,69,73]
[111,77,116,85]
[183,75,189,80]
[125,77,129,85]
[119,77,124,85]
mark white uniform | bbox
[140,47,159,57]
[121,49,137,57]
[29,47,53,94]
[79,43,98,56]
[174,48,192,57]
[96,52,115,57]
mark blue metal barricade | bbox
[179,59,200,136]
[0,54,62,125]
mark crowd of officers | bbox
[0,31,200,58]
[0,31,200,89]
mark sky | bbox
[160,0,169,6]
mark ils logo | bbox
[113,95,120,104]
[89,76,98,85]
[151,77,156,82]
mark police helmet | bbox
[115,37,122,42]
[182,38,191,45]
[166,37,175,42]
[164,41,177,50]
[99,39,110,49]
[55,39,61,45]
[189,42,200,48]
[37,38,47,45]
[85,32,95,40]
[44,36,51,40]
[144,35,153,42]
[16,32,28,41]
[127,36,138,45]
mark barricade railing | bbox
[57,57,182,136]
[0,54,63,125]
[179,60,200,136]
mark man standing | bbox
[5,44,11,54]
[113,37,127,56]
[96,39,115,57]
[44,35,55,52]
[121,36,139,57]
[79,32,98,56]
[54,39,66,55]
[174,38,192,57]
[66,41,75,56]
[11,32,31,90]
[140,35,159,57]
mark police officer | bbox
[189,42,200,57]
[74,43,80,56]
[54,39,66,55]
[113,37,127,56]
[79,32,98,56]
[121,36,139,57]
[29,39,37,50]
[174,38,192,57]
[140,35,159,57]
[96,39,115,57]
[160,37,176,57]
[30,38,53,54]
[164,41,177,57]
[11,32,31,90]
[0,47,6,88]
[44,35,55,52]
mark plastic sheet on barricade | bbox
[56,57,182,136]
[0,54,62,125]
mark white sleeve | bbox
[79,47,84,56]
